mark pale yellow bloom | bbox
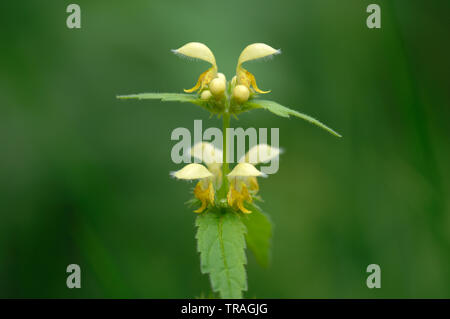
[190,142,223,166]
[238,143,281,164]
[171,163,213,179]
[228,162,266,178]
[172,42,218,93]
[227,163,265,214]
[171,163,214,213]
[172,142,225,213]
[173,143,278,214]
[236,43,281,94]
[190,141,223,188]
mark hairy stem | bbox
[218,112,230,201]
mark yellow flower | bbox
[172,142,223,213]
[227,163,266,214]
[172,42,219,94]
[235,43,281,95]
[173,142,280,214]
[238,143,281,164]
[171,163,215,213]
[190,141,223,188]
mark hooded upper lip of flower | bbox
[171,142,280,213]
[172,42,280,96]
[172,42,219,94]
[227,162,265,214]
[236,43,281,94]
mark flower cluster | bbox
[172,42,280,108]
[171,142,280,214]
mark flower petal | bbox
[239,144,281,164]
[237,43,280,67]
[171,163,213,180]
[190,142,223,165]
[228,163,266,178]
[193,180,214,213]
[172,42,217,67]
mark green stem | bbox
[218,111,230,201]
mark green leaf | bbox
[116,92,216,113]
[117,92,197,102]
[242,99,342,137]
[196,208,247,299]
[242,203,273,268]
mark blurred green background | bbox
[1,0,449,298]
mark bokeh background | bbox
[1,0,449,298]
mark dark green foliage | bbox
[242,203,273,268]
[196,208,247,298]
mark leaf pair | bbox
[117,92,342,137]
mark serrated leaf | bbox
[195,208,247,299]
[242,203,272,268]
[116,92,216,113]
[242,99,342,137]
[117,92,196,102]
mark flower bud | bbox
[200,90,212,100]
[217,73,226,81]
[209,78,226,97]
[232,85,250,103]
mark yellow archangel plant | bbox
[117,42,341,298]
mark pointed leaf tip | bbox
[243,99,342,137]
